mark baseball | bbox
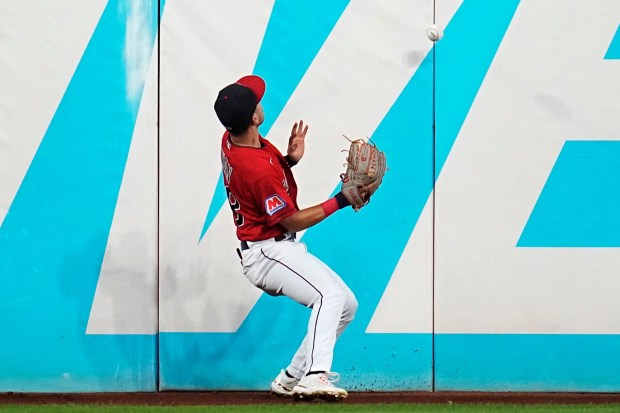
[426,24,444,41]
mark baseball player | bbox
[214,75,371,401]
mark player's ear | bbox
[251,109,260,125]
[251,103,264,127]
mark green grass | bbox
[2,404,620,413]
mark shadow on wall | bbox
[56,232,156,389]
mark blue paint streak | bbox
[518,141,620,247]
[436,334,620,391]
[604,24,620,59]
[163,0,520,390]
[0,0,158,391]
[200,0,349,241]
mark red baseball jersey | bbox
[220,132,299,241]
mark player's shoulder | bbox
[230,150,279,180]
[259,136,283,154]
[222,135,282,176]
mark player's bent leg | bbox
[258,243,345,352]
[282,287,355,381]
[255,242,353,399]
[313,255,358,338]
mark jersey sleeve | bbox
[252,172,297,226]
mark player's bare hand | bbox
[287,120,308,164]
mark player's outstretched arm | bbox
[279,192,349,233]
[279,180,375,232]
[279,206,328,233]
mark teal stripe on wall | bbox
[436,334,620,391]
[162,332,620,391]
[160,332,431,390]
[435,0,520,177]
[518,141,620,247]
[604,24,620,59]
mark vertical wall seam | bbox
[431,0,437,394]
[156,0,162,393]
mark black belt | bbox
[240,233,296,251]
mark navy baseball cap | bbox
[214,75,266,135]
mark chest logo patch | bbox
[265,194,286,216]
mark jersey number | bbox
[226,187,244,227]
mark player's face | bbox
[253,103,265,126]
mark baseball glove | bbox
[340,136,387,211]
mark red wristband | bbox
[320,197,340,218]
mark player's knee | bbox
[323,288,348,309]
[327,289,357,320]
[344,292,358,320]
[327,289,346,302]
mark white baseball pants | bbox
[240,239,358,377]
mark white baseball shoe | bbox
[270,370,300,397]
[292,372,348,401]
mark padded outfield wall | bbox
[0,0,619,392]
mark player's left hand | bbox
[287,120,308,164]
[339,137,387,212]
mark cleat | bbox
[270,369,300,397]
[292,372,348,402]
